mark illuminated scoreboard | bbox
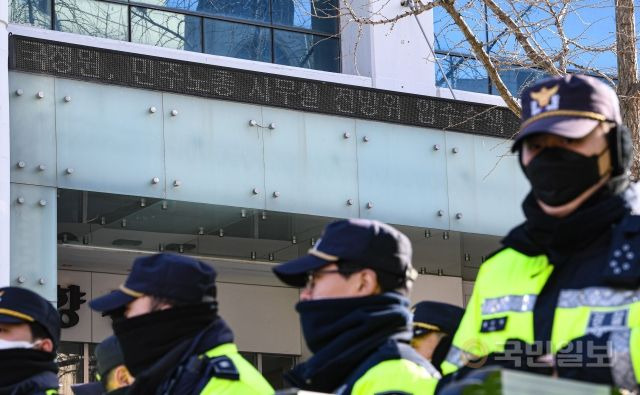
[9,35,519,138]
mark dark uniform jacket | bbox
[0,371,58,395]
[125,319,271,395]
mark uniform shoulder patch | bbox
[206,355,240,381]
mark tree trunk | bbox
[615,0,640,180]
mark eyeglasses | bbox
[305,267,360,290]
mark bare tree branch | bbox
[441,0,521,117]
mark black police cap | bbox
[90,253,216,313]
[273,219,418,287]
[513,74,622,152]
[0,286,61,347]
[412,301,464,338]
[95,335,125,378]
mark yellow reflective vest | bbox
[200,343,274,395]
[442,248,640,390]
[350,358,439,394]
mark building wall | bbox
[5,2,526,322]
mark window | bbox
[10,0,341,72]
[203,19,271,62]
[239,351,297,390]
[273,30,339,72]
[131,7,202,52]
[55,0,128,41]
[58,342,92,394]
[10,0,50,28]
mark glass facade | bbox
[273,30,339,72]
[435,53,490,95]
[54,0,128,41]
[10,0,340,72]
[203,19,271,62]
[131,7,202,52]
[9,0,50,28]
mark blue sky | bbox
[433,1,621,77]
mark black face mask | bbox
[524,147,611,207]
[112,303,217,376]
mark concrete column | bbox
[341,1,436,96]
[368,2,436,96]
[0,0,9,286]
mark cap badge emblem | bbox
[530,85,559,107]
[530,84,560,116]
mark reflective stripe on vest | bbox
[558,287,640,308]
[444,344,478,369]
[609,329,637,390]
[482,294,537,315]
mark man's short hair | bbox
[29,322,51,343]
[338,262,412,296]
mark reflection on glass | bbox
[435,53,489,94]
[496,66,546,96]
[10,0,51,28]
[272,0,338,34]
[273,30,339,72]
[55,0,128,41]
[133,0,270,22]
[262,354,296,389]
[204,19,271,62]
[196,0,269,22]
[132,7,202,52]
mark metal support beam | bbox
[0,0,10,286]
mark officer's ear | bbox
[356,269,381,296]
[32,338,53,353]
[114,365,135,386]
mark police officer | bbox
[441,75,640,392]
[95,336,133,394]
[71,336,133,395]
[89,253,273,394]
[0,286,60,394]
[411,301,464,373]
[272,219,440,394]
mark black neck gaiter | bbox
[0,349,57,387]
[113,302,217,376]
[286,293,412,393]
[522,188,626,253]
